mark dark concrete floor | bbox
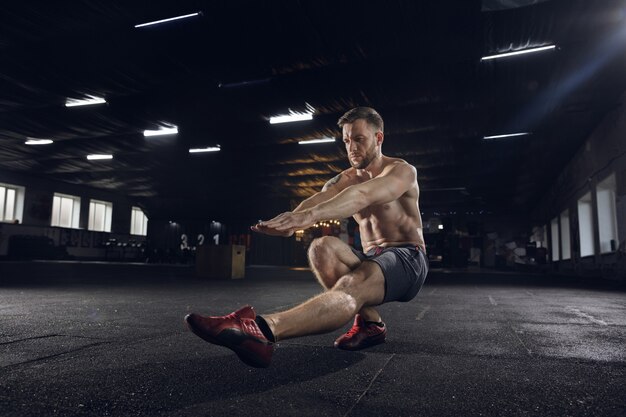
[1,262,625,416]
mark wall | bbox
[248,233,307,266]
[0,169,146,259]
[532,92,626,279]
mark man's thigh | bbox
[316,236,363,270]
[339,261,386,307]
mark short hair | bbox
[337,107,384,133]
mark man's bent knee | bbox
[308,236,341,263]
[308,236,342,278]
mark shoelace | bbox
[213,312,265,340]
[216,311,239,321]
[241,319,265,339]
[220,309,250,321]
[345,324,364,337]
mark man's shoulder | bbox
[380,158,416,175]
[341,167,358,178]
[387,156,411,166]
[322,168,357,191]
[329,167,360,183]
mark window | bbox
[0,185,15,221]
[596,174,618,253]
[560,209,571,260]
[550,217,559,261]
[0,183,25,223]
[88,199,113,232]
[130,206,148,236]
[51,193,81,228]
[577,192,595,257]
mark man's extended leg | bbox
[307,236,382,323]
[185,240,387,367]
[261,261,385,340]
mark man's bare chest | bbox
[354,200,403,224]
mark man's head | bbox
[337,107,384,133]
[337,107,384,169]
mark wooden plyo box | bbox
[195,244,246,279]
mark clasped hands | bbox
[250,210,315,237]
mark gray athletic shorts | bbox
[351,245,428,303]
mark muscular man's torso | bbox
[339,157,425,252]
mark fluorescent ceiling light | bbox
[134,12,201,28]
[189,146,221,153]
[25,138,53,145]
[298,137,335,145]
[481,45,556,61]
[87,154,113,160]
[65,95,107,107]
[270,112,313,124]
[143,126,178,137]
[483,132,531,140]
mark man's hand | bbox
[250,223,294,237]
[251,211,315,236]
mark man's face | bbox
[342,119,381,169]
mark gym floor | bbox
[1,262,625,417]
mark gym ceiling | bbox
[1,0,625,221]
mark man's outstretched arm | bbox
[292,173,344,212]
[260,162,416,233]
[251,172,346,236]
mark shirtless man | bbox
[185,107,428,367]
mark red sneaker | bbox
[334,314,387,351]
[185,305,274,368]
